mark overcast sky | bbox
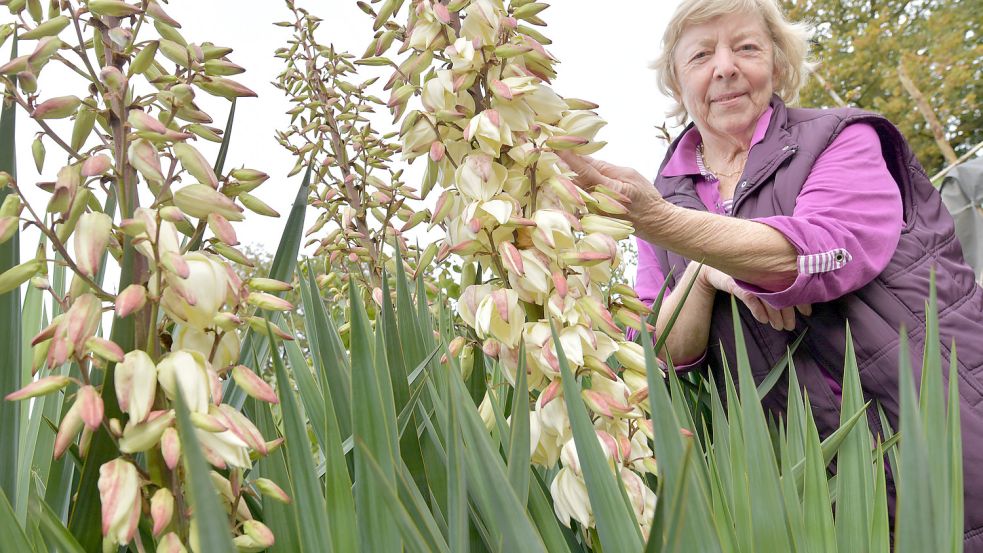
[7,0,682,278]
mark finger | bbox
[556,151,622,191]
[796,303,813,317]
[780,307,795,331]
[762,303,784,331]
[737,292,769,325]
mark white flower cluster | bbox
[395,0,661,539]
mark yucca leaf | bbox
[449,371,548,553]
[0,35,22,511]
[527,471,577,553]
[0,488,34,553]
[14,284,43,521]
[552,320,643,551]
[731,298,794,552]
[300,264,352,437]
[248,398,301,553]
[802,397,836,553]
[757,331,806,400]
[868,441,889,553]
[644,324,720,552]
[920,271,948,549]
[507,342,531,504]
[834,324,873,553]
[946,343,963,553]
[447,355,469,553]
[355,439,449,553]
[29,487,84,553]
[283,337,357,553]
[173,383,236,552]
[227,165,310,407]
[350,281,402,553]
[895,331,935,553]
[270,328,335,552]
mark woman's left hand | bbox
[556,151,663,218]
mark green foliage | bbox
[784,0,982,173]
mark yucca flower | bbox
[98,458,141,547]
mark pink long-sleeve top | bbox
[635,107,904,384]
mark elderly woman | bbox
[560,0,983,546]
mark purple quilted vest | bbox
[651,96,983,547]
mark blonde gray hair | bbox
[653,0,814,122]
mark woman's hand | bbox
[696,264,811,331]
[555,151,663,218]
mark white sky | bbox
[6,0,682,281]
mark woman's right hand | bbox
[696,264,810,331]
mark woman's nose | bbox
[712,49,738,80]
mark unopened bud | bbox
[85,336,125,363]
[99,66,127,94]
[4,375,72,401]
[253,478,291,504]
[160,427,180,469]
[232,365,278,404]
[173,143,218,188]
[81,154,113,177]
[150,488,174,536]
[248,292,293,311]
[31,95,81,120]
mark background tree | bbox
[784,0,982,175]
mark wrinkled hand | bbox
[555,151,662,217]
[698,265,811,331]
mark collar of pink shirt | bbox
[661,106,775,177]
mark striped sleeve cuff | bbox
[797,248,852,275]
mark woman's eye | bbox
[739,44,758,51]
[690,51,709,62]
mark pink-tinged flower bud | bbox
[127,138,164,185]
[158,252,189,280]
[234,520,275,551]
[232,365,278,404]
[85,336,125,364]
[31,95,82,120]
[0,55,29,76]
[447,336,466,358]
[212,312,242,332]
[89,0,143,17]
[115,284,147,318]
[49,165,80,215]
[429,141,445,162]
[238,192,280,218]
[127,110,168,134]
[118,410,175,453]
[212,403,266,453]
[580,214,633,241]
[246,316,294,341]
[499,241,525,276]
[246,278,291,293]
[559,250,612,268]
[207,213,238,246]
[253,477,290,503]
[157,532,187,553]
[48,293,102,367]
[157,351,212,413]
[0,217,16,246]
[546,135,589,150]
[229,168,269,185]
[81,154,112,177]
[161,427,181,470]
[74,211,113,278]
[99,66,127,95]
[173,184,244,221]
[0,259,43,296]
[190,411,227,433]
[150,488,174,536]
[197,76,258,99]
[115,350,157,423]
[614,341,647,374]
[98,458,141,547]
[4,375,72,401]
[54,399,85,458]
[247,292,293,312]
[195,427,250,469]
[158,206,186,224]
[173,143,218,189]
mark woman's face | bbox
[673,12,776,142]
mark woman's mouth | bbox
[712,92,746,105]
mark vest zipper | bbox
[731,144,798,214]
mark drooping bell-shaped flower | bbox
[98,458,141,547]
[159,253,230,330]
[156,350,213,413]
[172,324,240,370]
[473,288,524,349]
[115,350,157,423]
